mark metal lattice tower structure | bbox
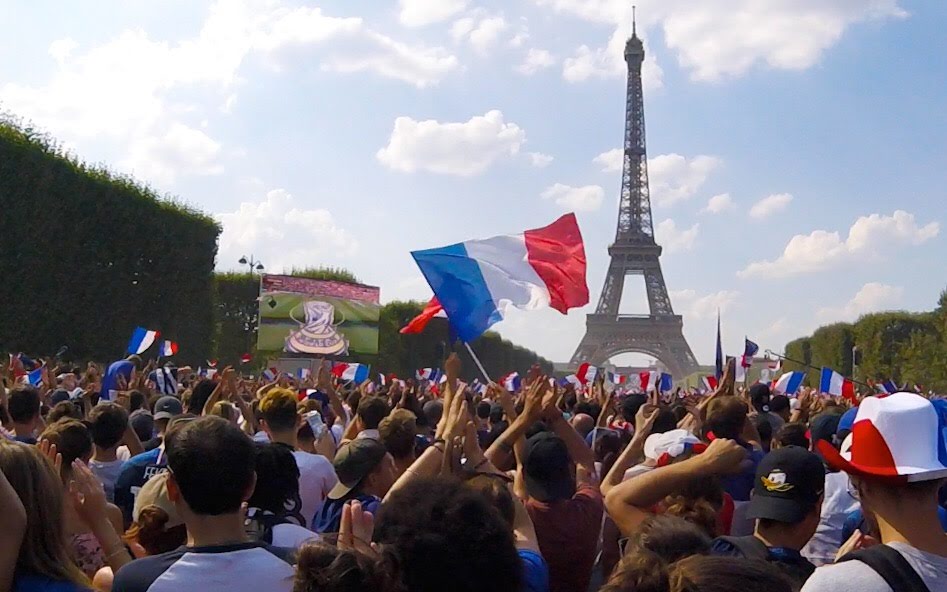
[570,19,699,377]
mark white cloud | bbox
[818,283,905,322]
[561,28,663,90]
[217,188,357,272]
[376,110,526,176]
[670,288,740,319]
[535,0,907,81]
[739,210,940,278]
[655,218,699,253]
[320,30,458,88]
[593,148,623,172]
[451,13,508,54]
[0,1,458,185]
[541,183,604,211]
[529,152,554,168]
[702,193,734,214]
[398,0,468,27]
[122,123,224,185]
[516,48,556,75]
[749,193,793,219]
[648,154,722,207]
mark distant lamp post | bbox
[239,255,265,275]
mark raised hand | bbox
[38,439,63,476]
[339,499,377,557]
[67,460,110,529]
[634,404,659,440]
[698,438,747,475]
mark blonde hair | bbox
[0,439,89,587]
[211,401,237,423]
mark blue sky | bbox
[2,0,944,366]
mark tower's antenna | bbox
[632,5,637,36]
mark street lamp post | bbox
[239,255,265,275]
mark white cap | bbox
[644,429,700,460]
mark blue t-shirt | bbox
[720,444,766,502]
[114,448,166,524]
[101,360,135,401]
[518,549,550,592]
[313,492,381,533]
[14,573,89,591]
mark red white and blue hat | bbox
[818,392,947,482]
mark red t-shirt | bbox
[526,484,604,592]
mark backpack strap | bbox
[840,545,930,592]
[716,535,770,561]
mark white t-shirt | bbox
[622,464,654,482]
[293,450,338,525]
[271,523,320,549]
[90,457,126,502]
[802,471,860,566]
[801,541,947,592]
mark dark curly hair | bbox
[375,477,523,592]
[293,542,400,592]
[604,515,711,592]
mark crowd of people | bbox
[2,352,947,592]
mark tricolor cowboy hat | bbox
[817,392,947,482]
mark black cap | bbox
[328,439,388,500]
[748,446,825,523]
[749,383,772,412]
[809,412,842,447]
[153,396,183,421]
[523,432,575,502]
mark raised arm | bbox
[485,378,546,466]
[604,438,746,536]
[543,386,595,481]
[601,405,658,497]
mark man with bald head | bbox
[570,413,594,439]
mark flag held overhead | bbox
[127,327,159,355]
[411,213,588,343]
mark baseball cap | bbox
[748,446,825,523]
[153,396,183,421]
[644,429,700,461]
[130,409,155,442]
[809,412,842,447]
[133,471,183,528]
[327,439,388,500]
[523,431,574,502]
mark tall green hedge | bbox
[0,117,220,362]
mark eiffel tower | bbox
[570,19,699,377]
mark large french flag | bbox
[576,362,598,385]
[127,327,159,355]
[773,371,806,396]
[411,214,588,343]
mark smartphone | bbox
[304,410,327,439]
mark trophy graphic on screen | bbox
[284,300,348,356]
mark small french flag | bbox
[878,379,898,394]
[576,362,598,385]
[26,366,44,387]
[160,340,178,357]
[639,371,660,392]
[332,363,369,383]
[659,372,673,393]
[773,371,806,396]
[605,371,625,385]
[701,376,718,392]
[262,368,277,382]
[820,367,854,401]
[416,368,437,381]
[127,327,159,355]
[297,368,311,380]
[400,297,449,334]
[502,372,522,392]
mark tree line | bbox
[783,289,947,392]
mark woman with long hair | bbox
[0,439,92,590]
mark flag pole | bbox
[463,342,492,383]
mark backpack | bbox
[839,545,930,592]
